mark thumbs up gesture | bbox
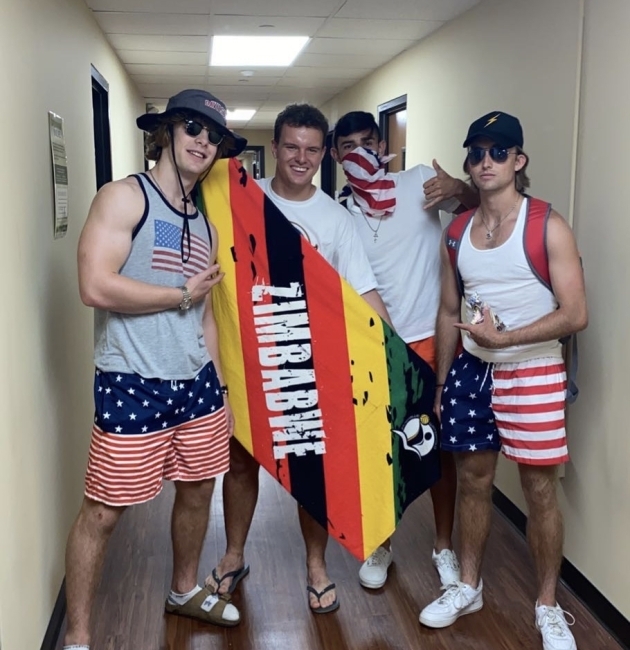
[423,159,459,210]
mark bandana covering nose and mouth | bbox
[341,146,398,217]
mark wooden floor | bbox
[56,472,622,650]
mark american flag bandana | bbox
[341,147,398,217]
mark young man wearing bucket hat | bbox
[62,89,247,650]
[419,111,587,650]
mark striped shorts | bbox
[441,350,569,466]
[84,362,230,506]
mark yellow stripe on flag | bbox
[340,283,395,557]
[201,160,254,454]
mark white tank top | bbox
[458,198,562,363]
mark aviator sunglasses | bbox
[183,119,224,146]
[467,145,516,166]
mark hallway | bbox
[55,473,621,650]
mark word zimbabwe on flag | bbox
[199,159,441,561]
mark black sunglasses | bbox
[467,146,516,166]
[183,119,224,146]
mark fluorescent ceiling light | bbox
[211,36,309,67]
[227,109,256,121]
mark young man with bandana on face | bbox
[330,110,479,591]
[62,89,247,650]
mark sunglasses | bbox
[467,146,516,166]
[183,119,224,146]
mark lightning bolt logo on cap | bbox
[485,113,501,127]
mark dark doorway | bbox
[320,130,336,198]
[378,95,407,172]
[91,65,113,190]
[237,145,265,180]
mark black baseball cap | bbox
[463,111,524,149]
[136,89,247,158]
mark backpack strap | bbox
[445,209,475,297]
[522,197,552,292]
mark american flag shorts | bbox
[84,362,230,506]
[440,350,569,466]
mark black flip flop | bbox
[307,582,340,614]
[208,564,250,595]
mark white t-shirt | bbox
[346,164,459,342]
[258,178,378,296]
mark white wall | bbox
[0,0,144,647]
[323,0,630,619]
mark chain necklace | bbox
[361,212,384,242]
[478,197,520,241]
[148,169,192,209]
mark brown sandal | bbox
[165,587,240,627]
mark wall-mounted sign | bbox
[48,111,68,239]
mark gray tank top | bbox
[94,173,212,379]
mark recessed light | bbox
[227,109,256,121]
[210,36,309,67]
[240,70,255,77]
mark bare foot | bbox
[307,565,337,610]
[205,553,245,595]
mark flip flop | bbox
[307,582,340,614]
[206,564,250,595]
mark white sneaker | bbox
[535,602,577,650]
[419,580,483,628]
[432,548,461,586]
[358,546,393,589]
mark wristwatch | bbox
[178,285,192,311]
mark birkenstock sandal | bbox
[165,587,240,627]
[307,583,340,614]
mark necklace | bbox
[478,197,520,240]
[148,169,191,209]
[361,212,384,242]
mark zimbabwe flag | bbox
[199,158,441,561]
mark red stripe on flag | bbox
[228,167,291,490]
[301,249,364,550]
[493,363,565,380]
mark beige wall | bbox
[0,0,144,647]
[236,129,276,178]
[323,0,630,619]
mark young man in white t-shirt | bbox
[206,104,391,615]
[331,110,479,590]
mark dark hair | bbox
[273,104,329,146]
[463,146,531,193]
[333,111,381,149]
[144,110,232,161]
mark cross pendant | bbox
[486,232,492,240]
[373,232,378,242]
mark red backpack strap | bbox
[445,210,475,297]
[523,197,553,292]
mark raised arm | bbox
[423,159,479,212]
[78,178,222,314]
[455,211,587,348]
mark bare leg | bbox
[298,506,337,610]
[519,464,563,606]
[63,498,125,646]
[206,438,260,594]
[430,450,458,551]
[456,451,499,588]
[171,479,215,593]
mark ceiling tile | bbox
[282,66,365,80]
[336,0,480,21]
[87,0,211,13]
[276,76,358,88]
[118,50,209,65]
[210,15,325,36]
[126,64,209,76]
[318,18,443,40]
[211,0,342,17]
[305,37,416,56]
[294,52,390,69]
[107,34,208,52]
[94,12,210,35]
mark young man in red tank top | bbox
[419,112,587,650]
